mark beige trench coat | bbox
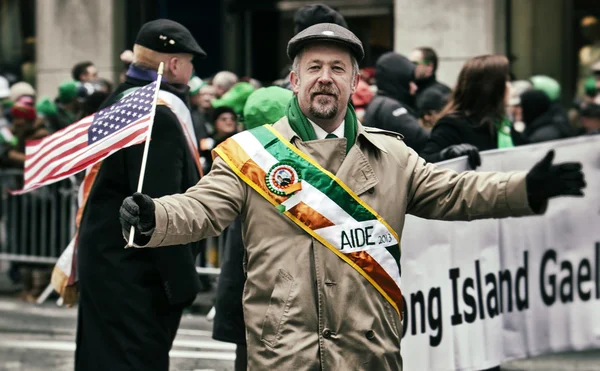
[143,118,536,370]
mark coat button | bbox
[322,329,332,339]
[365,330,375,340]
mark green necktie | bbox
[325,133,337,139]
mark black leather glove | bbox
[439,144,481,169]
[526,150,585,212]
[119,192,156,245]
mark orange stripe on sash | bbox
[288,201,335,230]
[346,251,404,312]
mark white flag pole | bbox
[127,62,164,247]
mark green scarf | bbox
[286,95,357,153]
[496,117,514,149]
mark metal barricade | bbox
[0,169,220,305]
[0,169,78,264]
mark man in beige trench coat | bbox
[120,24,586,370]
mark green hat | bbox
[584,77,597,97]
[36,97,58,117]
[530,75,561,101]
[243,87,293,130]
[58,80,78,103]
[212,82,255,115]
[188,76,203,95]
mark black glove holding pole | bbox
[439,143,481,170]
[525,150,586,213]
[120,192,156,246]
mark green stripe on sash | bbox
[249,125,373,222]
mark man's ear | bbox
[167,57,178,75]
[351,73,360,94]
[290,71,300,94]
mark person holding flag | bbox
[65,19,206,371]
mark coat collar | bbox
[273,116,389,154]
[272,116,381,195]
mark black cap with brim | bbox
[293,4,348,34]
[135,19,207,58]
[287,23,364,62]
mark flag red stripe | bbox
[25,140,88,183]
[25,117,93,161]
[26,125,88,169]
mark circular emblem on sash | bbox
[266,161,301,196]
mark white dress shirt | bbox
[308,119,345,140]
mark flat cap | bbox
[135,19,207,58]
[287,23,364,62]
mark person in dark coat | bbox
[421,55,517,169]
[75,19,207,371]
[363,52,429,152]
[409,46,451,114]
[528,75,574,141]
[518,89,568,144]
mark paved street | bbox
[0,296,235,371]
[0,294,599,371]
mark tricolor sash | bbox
[213,124,404,316]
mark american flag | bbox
[11,81,158,195]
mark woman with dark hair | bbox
[420,55,516,169]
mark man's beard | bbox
[309,86,339,119]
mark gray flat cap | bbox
[287,23,364,62]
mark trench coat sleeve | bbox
[144,157,246,247]
[405,147,538,220]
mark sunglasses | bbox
[412,59,430,66]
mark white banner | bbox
[399,135,600,371]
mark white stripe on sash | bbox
[315,220,398,251]
[232,131,279,170]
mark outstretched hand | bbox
[525,150,586,212]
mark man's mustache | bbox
[310,85,338,98]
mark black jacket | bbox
[363,52,429,153]
[420,113,498,163]
[524,103,573,144]
[212,217,246,345]
[76,74,202,370]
